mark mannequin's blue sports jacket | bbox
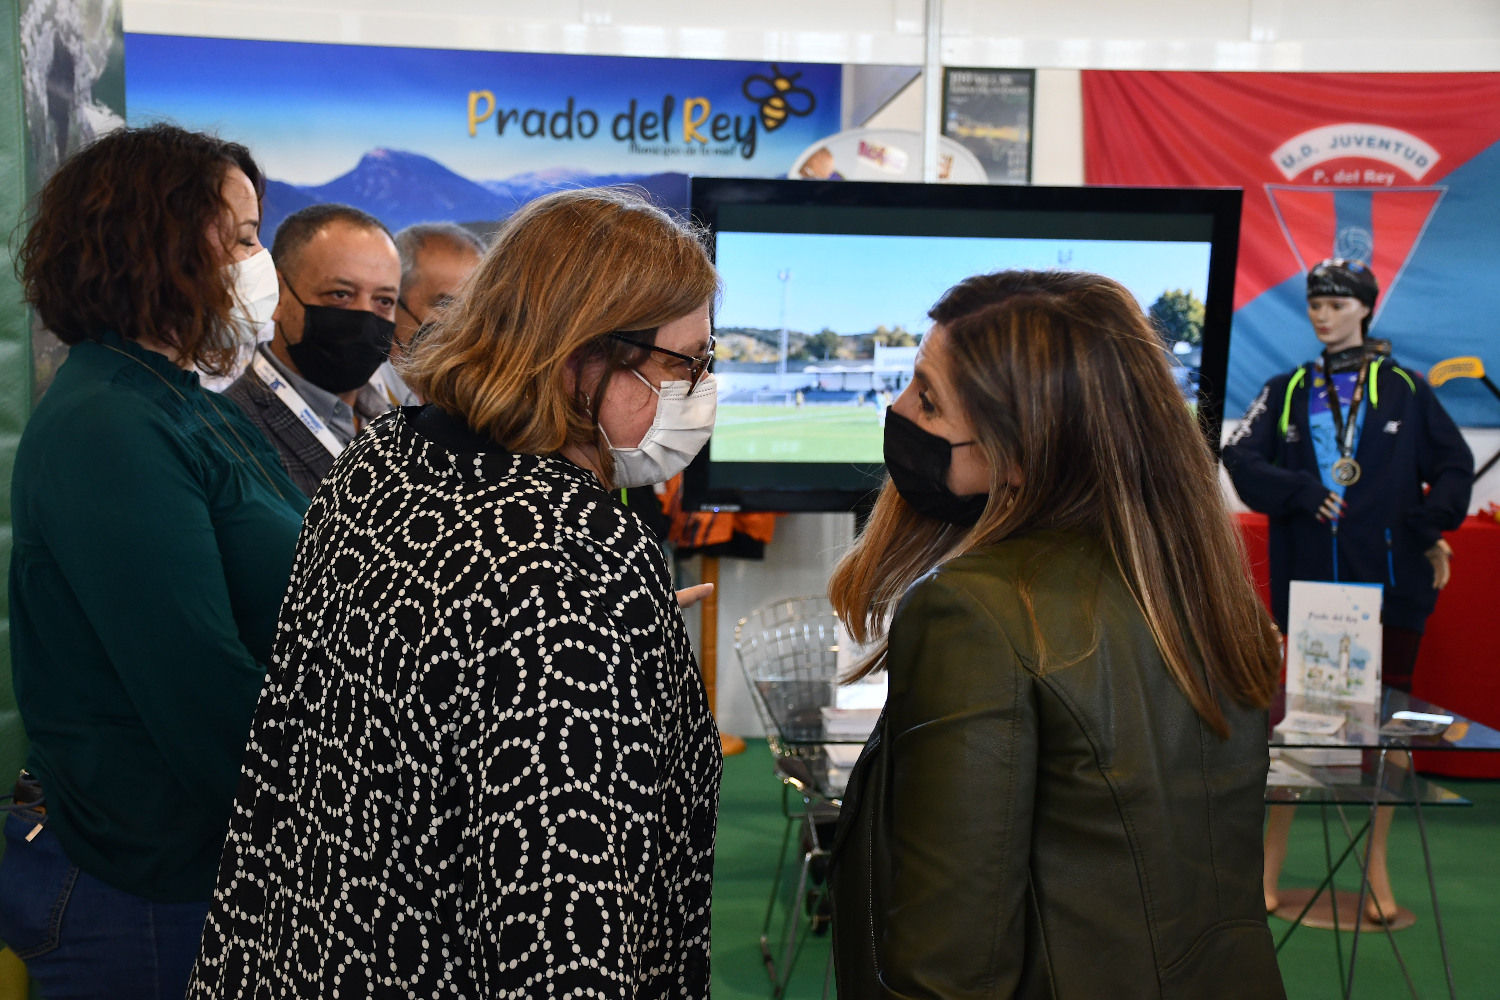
[1222,355,1472,633]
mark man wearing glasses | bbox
[383,223,487,406]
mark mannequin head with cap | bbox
[1306,258,1379,355]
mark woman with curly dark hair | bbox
[0,124,306,996]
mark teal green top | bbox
[9,333,308,902]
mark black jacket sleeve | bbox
[1406,372,1474,546]
[1222,375,1329,517]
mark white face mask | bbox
[602,370,718,489]
[225,248,279,346]
[197,249,279,391]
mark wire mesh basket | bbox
[735,596,843,760]
[735,595,845,999]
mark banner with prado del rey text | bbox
[125,34,846,240]
[1083,72,1500,427]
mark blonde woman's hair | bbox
[829,270,1280,737]
[401,187,718,484]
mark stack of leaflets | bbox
[819,706,881,739]
[1378,711,1454,739]
[820,671,886,741]
[824,743,864,795]
[1274,709,1361,767]
[1266,756,1324,789]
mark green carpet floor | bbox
[712,743,1500,999]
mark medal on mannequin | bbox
[1323,356,1370,491]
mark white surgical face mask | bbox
[602,370,718,489]
[199,249,279,392]
[225,248,279,346]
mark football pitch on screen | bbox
[712,404,885,463]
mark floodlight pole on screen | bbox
[777,268,791,379]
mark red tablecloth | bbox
[1236,512,1500,778]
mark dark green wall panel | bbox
[0,0,33,793]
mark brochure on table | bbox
[1286,580,1383,704]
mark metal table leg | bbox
[1408,749,1458,1000]
[759,788,797,985]
[1322,804,1348,995]
[1276,812,1373,952]
[1330,802,1420,998]
[1346,749,1388,1000]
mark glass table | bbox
[760,681,1500,999]
[1266,687,1500,999]
[1271,687,1500,755]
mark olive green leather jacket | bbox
[829,531,1285,999]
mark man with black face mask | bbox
[223,203,401,497]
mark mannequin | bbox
[1224,258,1474,922]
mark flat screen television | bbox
[684,177,1242,513]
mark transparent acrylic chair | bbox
[735,596,845,1000]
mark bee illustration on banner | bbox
[742,65,817,132]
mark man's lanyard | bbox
[250,350,346,458]
[370,361,403,408]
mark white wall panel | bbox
[942,35,1500,72]
[941,0,1500,70]
[862,72,922,130]
[946,0,1255,44]
[126,0,1500,69]
[676,514,857,739]
[124,0,928,63]
[1032,68,1083,186]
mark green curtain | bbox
[0,0,34,793]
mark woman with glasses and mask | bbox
[0,125,305,997]
[1224,259,1472,924]
[827,270,1287,999]
[188,188,723,998]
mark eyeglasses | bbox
[609,331,716,389]
[397,293,455,326]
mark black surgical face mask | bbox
[282,281,396,394]
[883,409,988,527]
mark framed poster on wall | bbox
[941,67,1034,185]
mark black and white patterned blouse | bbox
[188,406,722,998]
